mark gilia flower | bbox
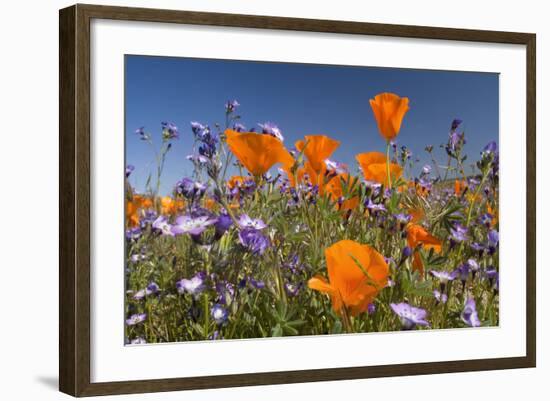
[225,129,294,176]
[369,92,410,141]
[356,152,402,185]
[406,224,442,274]
[461,298,481,327]
[390,302,429,329]
[308,240,389,316]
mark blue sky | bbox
[125,55,498,195]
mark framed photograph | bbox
[59,4,536,397]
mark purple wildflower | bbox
[433,290,448,304]
[451,118,463,132]
[455,262,470,285]
[488,229,499,247]
[390,302,429,330]
[479,213,493,227]
[209,331,222,340]
[461,298,481,327]
[237,214,267,230]
[211,304,229,325]
[470,242,485,257]
[258,122,284,142]
[135,126,150,141]
[482,141,498,157]
[125,227,142,241]
[450,223,468,242]
[225,99,240,113]
[467,258,480,272]
[365,198,386,213]
[430,270,458,283]
[186,153,210,165]
[161,121,179,140]
[176,272,206,297]
[233,123,246,132]
[394,213,412,229]
[152,216,174,236]
[285,282,301,297]
[125,164,135,178]
[191,121,206,137]
[485,267,499,290]
[325,159,348,175]
[238,228,270,255]
[125,313,147,326]
[249,278,265,289]
[130,253,146,263]
[367,303,376,314]
[133,282,159,300]
[171,214,217,236]
[214,213,233,237]
[176,177,207,199]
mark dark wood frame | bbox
[59,3,536,397]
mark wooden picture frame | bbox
[59,3,536,397]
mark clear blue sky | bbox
[125,55,498,195]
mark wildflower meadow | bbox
[125,88,499,344]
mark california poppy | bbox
[225,129,294,176]
[308,240,389,316]
[487,204,498,227]
[289,135,340,191]
[126,199,140,228]
[203,197,218,211]
[295,135,340,173]
[160,196,185,216]
[226,175,248,190]
[356,152,402,185]
[126,195,153,227]
[408,207,425,224]
[369,92,410,141]
[406,224,442,274]
[324,174,360,211]
[454,179,467,197]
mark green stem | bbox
[203,293,210,338]
[385,140,391,189]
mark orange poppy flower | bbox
[308,240,389,316]
[324,174,360,211]
[295,135,340,173]
[133,194,153,210]
[356,152,402,185]
[161,196,185,216]
[408,207,425,224]
[286,135,340,191]
[406,224,442,274]
[126,199,141,227]
[454,180,467,197]
[487,204,499,227]
[126,195,153,227]
[369,92,410,141]
[203,197,218,211]
[226,175,250,190]
[225,129,294,176]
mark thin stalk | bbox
[385,140,392,189]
